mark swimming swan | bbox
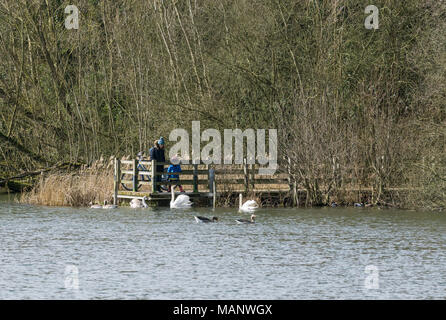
[102,200,118,209]
[236,214,256,224]
[90,200,117,209]
[238,194,258,213]
[170,188,192,209]
[130,196,148,208]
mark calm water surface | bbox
[1,194,445,299]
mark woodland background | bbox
[0,0,445,208]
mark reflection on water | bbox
[1,195,446,299]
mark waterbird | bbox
[238,193,258,213]
[170,188,192,209]
[130,196,148,208]
[236,214,256,224]
[194,216,218,223]
[102,200,118,209]
[354,203,363,207]
[331,201,338,207]
[89,202,103,209]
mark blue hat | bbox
[158,137,165,145]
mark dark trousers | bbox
[156,165,164,192]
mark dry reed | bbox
[19,158,114,207]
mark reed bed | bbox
[20,158,114,207]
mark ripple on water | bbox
[1,201,446,299]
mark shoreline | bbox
[4,163,440,211]
[5,189,404,210]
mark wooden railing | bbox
[113,158,292,205]
[116,159,212,193]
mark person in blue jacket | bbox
[149,137,166,192]
[167,155,185,193]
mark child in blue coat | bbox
[167,155,185,192]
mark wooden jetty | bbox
[113,158,294,207]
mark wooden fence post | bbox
[193,163,198,193]
[249,163,255,191]
[206,164,209,189]
[208,165,215,193]
[151,159,157,193]
[132,158,138,192]
[243,158,248,193]
[208,165,216,208]
[113,158,121,205]
[213,180,216,209]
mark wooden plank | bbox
[214,170,245,175]
[208,166,215,193]
[213,178,288,185]
[250,163,255,190]
[132,159,138,192]
[121,179,151,185]
[193,164,198,193]
[116,194,147,200]
[156,180,209,186]
[215,178,247,184]
[151,159,157,193]
[253,179,289,184]
[243,158,248,192]
[117,191,213,197]
[121,170,151,176]
[148,192,213,199]
[153,170,208,176]
[121,180,152,186]
[212,180,216,209]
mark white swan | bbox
[102,200,118,209]
[90,200,117,209]
[130,196,148,208]
[170,188,192,209]
[238,193,258,213]
[89,202,103,209]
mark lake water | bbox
[1,194,446,299]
